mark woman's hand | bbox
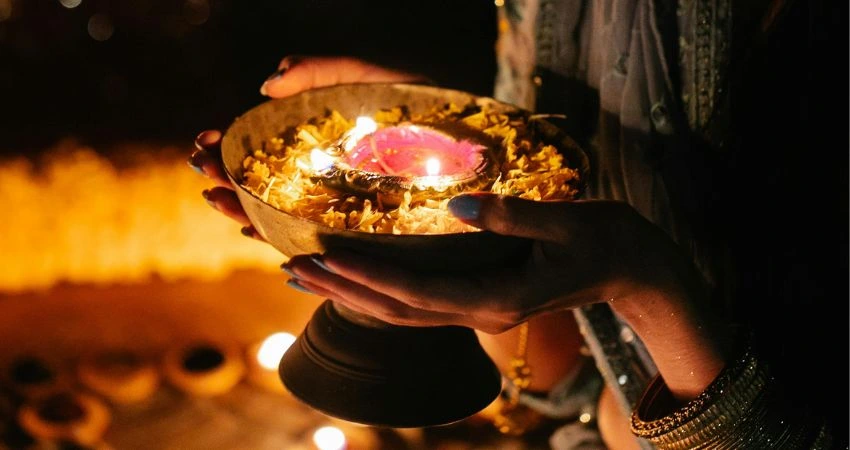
[282,193,688,334]
[188,56,430,239]
[285,192,732,401]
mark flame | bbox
[310,148,335,172]
[312,426,346,450]
[342,116,378,152]
[425,158,441,176]
[256,332,296,370]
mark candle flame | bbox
[342,116,378,152]
[256,332,296,370]
[310,148,335,172]
[313,426,346,450]
[425,158,441,176]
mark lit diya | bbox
[309,116,499,206]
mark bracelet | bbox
[630,337,832,449]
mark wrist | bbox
[606,240,732,402]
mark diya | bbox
[221,83,588,427]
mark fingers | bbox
[239,225,266,242]
[448,193,572,241]
[307,250,527,322]
[202,187,252,226]
[189,130,231,188]
[260,56,430,98]
[283,256,496,330]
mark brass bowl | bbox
[221,82,589,271]
[220,83,589,427]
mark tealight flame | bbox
[310,148,335,172]
[425,158,441,176]
[256,332,297,370]
[312,426,347,450]
[342,116,378,151]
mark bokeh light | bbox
[59,0,82,9]
[0,0,12,22]
[312,426,346,450]
[256,332,296,370]
[87,13,113,41]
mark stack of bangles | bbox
[630,337,833,449]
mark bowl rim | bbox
[221,82,587,239]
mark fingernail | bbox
[202,190,216,209]
[265,67,287,82]
[280,262,300,279]
[260,67,287,96]
[309,254,336,274]
[286,279,314,295]
[194,130,220,150]
[448,195,481,220]
[240,226,255,238]
[187,151,205,175]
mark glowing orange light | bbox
[312,426,346,450]
[256,332,296,370]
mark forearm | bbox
[602,219,733,403]
[607,275,731,403]
[605,228,832,448]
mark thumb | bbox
[260,56,428,98]
[448,193,569,240]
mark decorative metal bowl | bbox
[220,82,589,428]
[221,83,588,271]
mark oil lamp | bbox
[309,116,499,206]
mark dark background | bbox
[0,0,497,154]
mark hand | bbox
[282,193,691,334]
[188,56,431,239]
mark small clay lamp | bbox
[5,357,66,400]
[76,351,159,405]
[17,392,111,446]
[163,343,245,397]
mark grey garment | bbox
[494,0,735,448]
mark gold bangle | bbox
[630,342,761,440]
[630,339,832,449]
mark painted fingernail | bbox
[240,226,254,238]
[448,195,481,220]
[286,279,314,295]
[279,262,300,279]
[201,190,216,209]
[187,151,205,175]
[309,254,336,274]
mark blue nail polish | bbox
[310,255,336,274]
[280,263,300,279]
[448,195,481,220]
[187,152,206,175]
[286,279,314,295]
